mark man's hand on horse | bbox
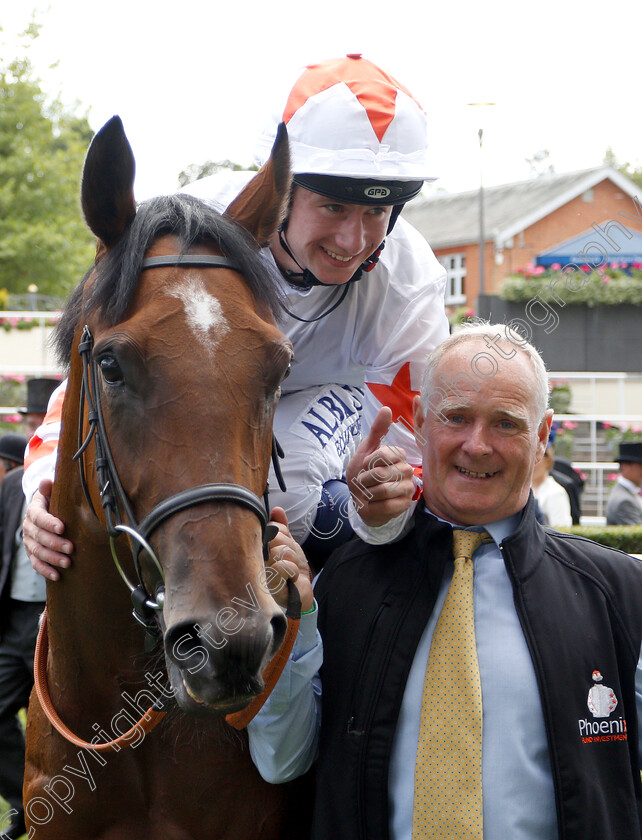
[23,479,74,581]
[267,507,314,614]
[346,406,415,527]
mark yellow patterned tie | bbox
[412,528,491,840]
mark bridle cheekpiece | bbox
[73,254,285,639]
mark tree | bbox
[0,24,96,301]
[602,147,642,190]
[178,159,257,188]
[525,149,555,178]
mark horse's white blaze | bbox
[169,275,230,351]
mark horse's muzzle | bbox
[163,609,287,714]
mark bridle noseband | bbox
[73,254,285,638]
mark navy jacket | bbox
[0,467,27,636]
[313,497,642,840]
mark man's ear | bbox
[536,410,554,460]
[413,395,426,446]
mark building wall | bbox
[433,241,492,307]
[434,178,636,309]
[477,296,641,373]
[498,179,633,283]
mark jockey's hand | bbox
[346,406,415,527]
[267,507,314,613]
[22,479,74,582]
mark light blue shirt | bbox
[248,513,642,839]
[10,497,47,602]
[247,605,322,783]
[389,514,557,839]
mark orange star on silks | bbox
[366,362,419,429]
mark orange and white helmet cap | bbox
[255,54,435,184]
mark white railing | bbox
[551,369,642,518]
[550,371,642,415]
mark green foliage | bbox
[601,422,642,461]
[0,314,59,331]
[0,373,27,435]
[0,33,96,299]
[559,526,642,555]
[549,381,572,413]
[447,305,476,328]
[178,159,258,188]
[603,146,642,190]
[501,266,642,306]
[525,148,555,178]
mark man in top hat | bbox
[0,392,52,838]
[606,441,642,525]
[0,435,27,486]
[18,378,60,438]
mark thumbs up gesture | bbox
[346,407,416,527]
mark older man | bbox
[248,323,642,840]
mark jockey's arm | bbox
[21,380,73,580]
[23,480,73,581]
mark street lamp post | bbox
[478,127,486,295]
[27,283,38,311]
[468,103,495,299]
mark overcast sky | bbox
[2,0,641,201]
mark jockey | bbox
[23,54,448,575]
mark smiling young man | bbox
[272,186,394,286]
[248,323,642,840]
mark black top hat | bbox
[0,433,27,465]
[18,377,60,416]
[616,441,642,464]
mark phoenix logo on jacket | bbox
[578,670,627,743]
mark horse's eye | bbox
[270,362,291,399]
[99,355,123,384]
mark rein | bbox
[36,254,300,749]
[34,578,301,747]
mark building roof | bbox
[537,222,642,266]
[401,166,641,251]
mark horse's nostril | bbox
[164,613,282,685]
[165,622,215,677]
[270,610,288,653]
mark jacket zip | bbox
[350,592,421,839]
[500,540,566,839]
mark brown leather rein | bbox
[34,588,300,750]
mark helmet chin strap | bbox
[277,225,382,291]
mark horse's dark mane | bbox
[54,193,283,368]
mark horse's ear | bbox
[224,122,291,246]
[81,116,137,250]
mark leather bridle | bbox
[73,254,286,639]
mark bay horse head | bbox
[55,116,294,716]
